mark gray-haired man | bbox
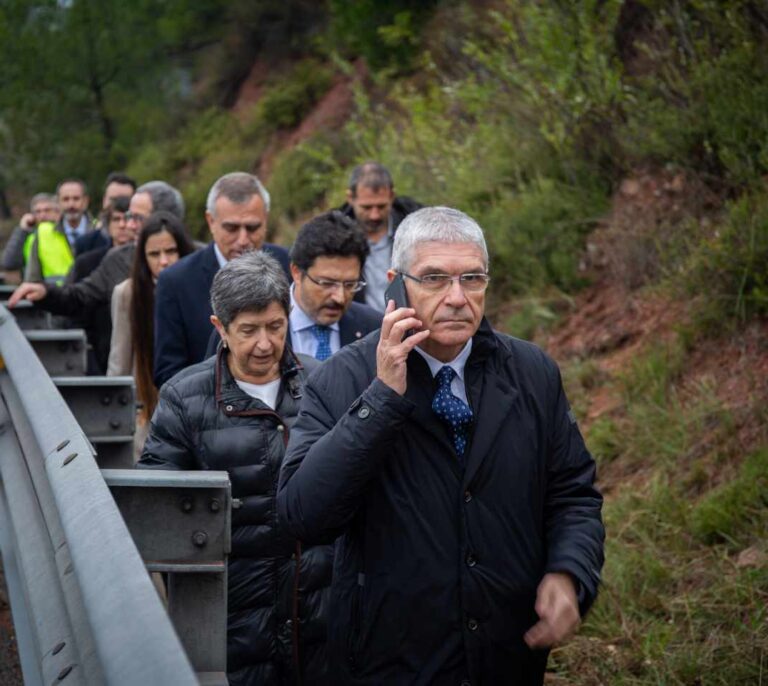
[278,206,604,685]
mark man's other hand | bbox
[8,283,47,307]
[376,300,430,396]
[524,572,581,649]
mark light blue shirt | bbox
[363,215,395,313]
[414,339,473,405]
[63,215,89,246]
[289,285,341,358]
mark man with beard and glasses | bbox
[24,178,92,284]
[338,161,422,313]
[206,210,382,361]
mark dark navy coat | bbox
[278,319,604,685]
[153,242,290,386]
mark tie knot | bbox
[436,365,456,387]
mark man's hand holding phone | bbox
[376,300,429,396]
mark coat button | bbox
[276,424,285,432]
[466,554,477,568]
[225,404,233,412]
[358,406,370,419]
[467,618,479,631]
[464,490,472,503]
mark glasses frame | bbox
[400,271,491,292]
[302,270,366,293]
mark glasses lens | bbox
[126,212,145,224]
[460,274,490,291]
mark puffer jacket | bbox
[139,345,332,686]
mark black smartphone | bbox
[384,273,414,338]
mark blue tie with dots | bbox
[432,365,473,460]
[310,324,332,361]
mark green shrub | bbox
[682,192,768,322]
[259,60,333,130]
[690,449,768,546]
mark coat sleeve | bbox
[542,360,605,615]
[39,251,116,316]
[277,368,416,544]
[153,271,190,387]
[107,280,133,376]
[2,226,32,271]
[137,380,199,470]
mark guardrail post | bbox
[102,469,230,686]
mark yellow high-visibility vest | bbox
[28,222,74,280]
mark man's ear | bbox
[289,262,302,284]
[345,188,354,204]
[386,269,396,284]
[205,211,215,235]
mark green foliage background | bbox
[1,2,767,680]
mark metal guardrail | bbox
[0,304,224,685]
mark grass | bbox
[552,341,768,684]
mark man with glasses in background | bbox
[153,172,289,386]
[278,206,604,685]
[208,210,382,361]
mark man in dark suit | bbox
[154,172,290,386]
[205,210,382,360]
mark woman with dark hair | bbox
[108,211,195,455]
[138,251,331,686]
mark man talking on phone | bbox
[278,206,605,685]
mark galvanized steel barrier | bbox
[0,303,230,685]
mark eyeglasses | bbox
[302,270,366,293]
[400,271,491,293]
[125,212,147,225]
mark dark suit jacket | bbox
[74,229,110,257]
[153,242,290,387]
[204,300,383,359]
[70,245,113,374]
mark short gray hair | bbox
[210,251,289,329]
[391,206,489,272]
[30,192,57,210]
[206,172,271,216]
[348,161,393,194]
[135,181,185,220]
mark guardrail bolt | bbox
[62,453,78,466]
[57,665,73,680]
[52,641,66,655]
[118,394,129,406]
[56,440,70,451]
[209,498,221,513]
[100,395,112,406]
[191,531,208,548]
[180,497,194,513]
[109,420,121,430]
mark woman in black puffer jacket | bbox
[139,251,331,685]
